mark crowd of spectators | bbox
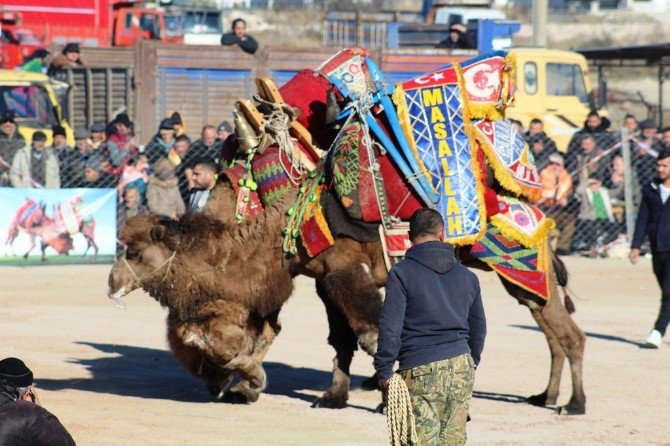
[0,109,233,243]
[517,111,663,257]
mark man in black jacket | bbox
[220,18,258,55]
[374,208,486,445]
[0,357,75,446]
[630,149,670,348]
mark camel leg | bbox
[23,233,36,259]
[311,279,357,409]
[538,293,586,415]
[526,307,565,406]
[318,265,383,356]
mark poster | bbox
[0,188,117,265]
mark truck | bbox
[0,9,46,69]
[0,0,182,48]
[0,69,74,145]
[325,3,602,151]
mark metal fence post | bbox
[621,128,635,240]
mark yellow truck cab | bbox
[506,48,598,152]
[0,69,74,145]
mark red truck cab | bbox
[0,9,46,69]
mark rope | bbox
[386,374,417,446]
[121,250,177,287]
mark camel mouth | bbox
[108,286,126,300]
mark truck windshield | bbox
[0,85,58,128]
[546,63,588,104]
[184,11,222,34]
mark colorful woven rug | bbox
[490,195,554,248]
[471,225,550,300]
[299,185,334,258]
[221,164,263,220]
[393,65,486,245]
[473,119,541,201]
[251,146,295,205]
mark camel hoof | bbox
[374,403,387,415]
[556,401,586,415]
[360,373,380,391]
[311,393,348,409]
[526,392,556,407]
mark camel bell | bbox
[234,110,260,155]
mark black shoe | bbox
[555,249,572,256]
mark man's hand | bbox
[629,248,640,265]
[379,379,390,391]
[20,386,41,406]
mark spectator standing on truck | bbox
[106,113,138,175]
[47,43,85,76]
[10,131,60,189]
[144,118,176,165]
[436,24,473,50]
[0,111,25,186]
[20,48,50,74]
[221,18,259,55]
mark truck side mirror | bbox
[598,75,607,109]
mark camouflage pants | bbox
[401,354,475,446]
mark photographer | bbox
[0,357,76,446]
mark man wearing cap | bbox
[48,42,85,76]
[0,111,26,186]
[144,118,176,165]
[89,122,107,151]
[81,158,116,188]
[0,357,76,445]
[61,128,101,188]
[51,125,72,163]
[106,113,137,170]
[10,132,60,188]
[217,121,233,141]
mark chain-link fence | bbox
[533,124,664,258]
[2,115,664,259]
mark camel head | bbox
[108,213,177,302]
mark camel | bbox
[108,192,295,403]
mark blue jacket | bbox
[631,181,670,253]
[374,241,487,381]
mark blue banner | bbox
[0,188,117,264]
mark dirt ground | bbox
[1,256,669,445]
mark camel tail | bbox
[551,250,575,314]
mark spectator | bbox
[117,186,148,234]
[50,125,71,163]
[0,111,26,186]
[572,173,617,257]
[566,110,616,158]
[221,18,259,55]
[117,154,149,203]
[106,113,137,173]
[525,118,558,153]
[47,42,85,76]
[20,48,50,74]
[144,118,175,165]
[605,155,633,226]
[374,208,486,445]
[187,158,218,213]
[170,111,190,143]
[60,128,102,188]
[89,122,107,151]
[184,125,223,188]
[509,119,524,133]
[81,158,116,188]
[653,126,670,152]
[528,134,557,172]
[10,131,60,188]
[630,149,670,348]
[0,357,76,446]
[217,121,233,141]
[146,158,186,219]
[436,24,473,49]
[538,153,575,256]
[633,119,658,186]
[622,114,639,136]
[567,134,609,188]
[169,135,191,200]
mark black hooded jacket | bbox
[0,391,75,446]
[374,241,487,381]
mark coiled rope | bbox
[386,374,417,446]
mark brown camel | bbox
[108,192,294,403]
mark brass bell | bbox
[234,109,260,155]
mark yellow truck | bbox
[506,48,600,151]
[0,69,74,145]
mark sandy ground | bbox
[1,256,669,445]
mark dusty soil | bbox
[1,256,669,445]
